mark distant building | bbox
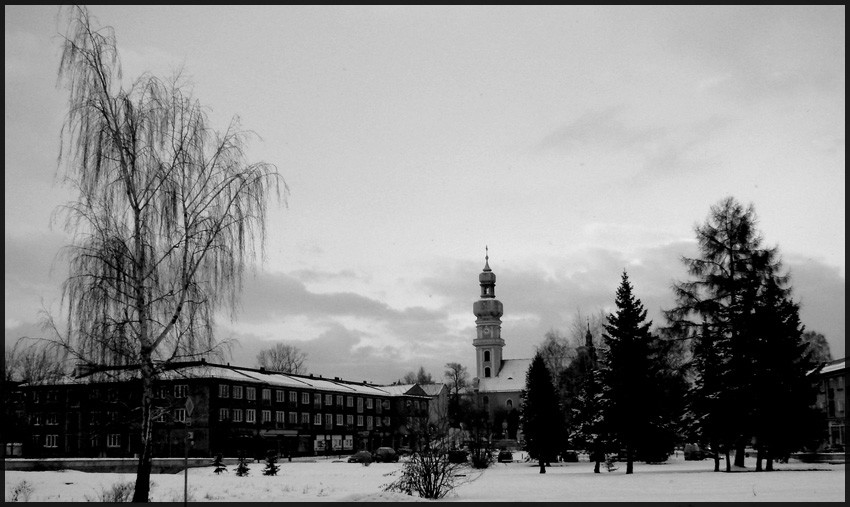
[810,357,846,452]
[380,383,448,427]
[471,250,528,443]
[9,361,429,459]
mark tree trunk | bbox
[593,441,601,473]
[765,448,774,471]
[733,440,746,467]
[712,441,720,472]
[539,458,546,474]
[724,450,731,472]
[625,445,633,475]
[132,356,155,502]
[755,447,763,471]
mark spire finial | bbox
[484,245,491,271]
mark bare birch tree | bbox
[256,343,307,374]
[51,6,285,501]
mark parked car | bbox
[447,449,469,464]
[561,450,579,462]
[497,450,513,463]
[396,447,414,457]
[347,450,373,463]
[683,443,705,461]
[373,447,399,463]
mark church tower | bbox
[473,247,505,379]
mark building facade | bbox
[810,357,846,452]
[9,361,429,460]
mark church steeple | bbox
[473,248,504,379]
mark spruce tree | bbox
[235,455,250,477]
[599,270,658,474]
[521,352,562,473]
[666,197,785,469]
[212,454,227,475]
[263,452,280,476]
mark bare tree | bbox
[397,366,433,385]
[444,362,469,426]
[568,309,608,349]
[256,343,307,374]
[4,337,67,384]
[537,328,574,381]
[51,6,284,502]
[383,421,468,499]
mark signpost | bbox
[184,397,195,507]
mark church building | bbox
[471,249,530,443]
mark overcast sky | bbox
[5,5,845,383]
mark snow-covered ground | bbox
[4,452,845,502]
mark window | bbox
[45,434,58,448]
[336,414,344,426]
[233,409,243,422]
[357,415,364,427]
[262,389,271,401]
[32,391,41,403]
[289,391,297,403]
[313,393,322,407]
[107,434,121,448]
[375,416,381,428]
[219,384,229,398]
[32,414,43,426]
[336,395,343,406]
[276,390,285,403]
[314,413,322,425]
[483,396,489,409]
[289,412,297,424]
[155,411,167,422]
[357,397,363,412]
[246,387,256,401]
[219,408,230,421]
[275,411,285,423]
[233,386,243,399]
[346,415,354,426]
[262,410,272,423]
[484,350,491,362]
[301,412,310,424]
[376,400,383,414]
[156,386,169,399]
[174,384,188,398]
[367,416,373,429]
[484,367,491,378]
[506,399,513,408]
[325,394,333,406]
[366,398,373,409]
[346,396,354,407]
[325,413,333,428]
[302,393,310,404]
[174,408,186,423]
[246,409,256,423]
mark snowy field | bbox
[4,453,845,502]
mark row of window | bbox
[215,408,389,429]
[217,384,388,412]
[33,433,122,449]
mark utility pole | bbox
[184,396,195,507]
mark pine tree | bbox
[599,271,659,474]
[212,454,227,475]
[666,197,785,469]
[564,327,607,473]
[235,455,250,477]
[521,352,563,473]
[263,452,280,476]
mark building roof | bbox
[28,361,416,398]
[810,357,846,376]
[476,358,531,393]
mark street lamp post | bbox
[184,396,195,507]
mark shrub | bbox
[8,480,34,502]
[85,481,134,502]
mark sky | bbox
[5,5,845,384]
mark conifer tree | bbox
[235,455,250,477]
[263,452,280,476]
[212,454,227,475]
[599,271,659,474]
[521,352,563,473]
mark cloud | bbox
[535,106,666,154]
[786,256,846,359]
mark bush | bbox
[86,481,135,502]
[384,425,467,499]
[8,480,34,502]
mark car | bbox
[373,447,399,463]
[447,449,468,464]
[561,450,579,462]
[497,450,513,463]
[683,443,705,461]
[347,450,373,463]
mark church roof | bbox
[476,358,532,393]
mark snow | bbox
[4,453,844,502]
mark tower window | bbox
[484,367,491,378]
[484,350,490,362]
[506,399,513,408]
